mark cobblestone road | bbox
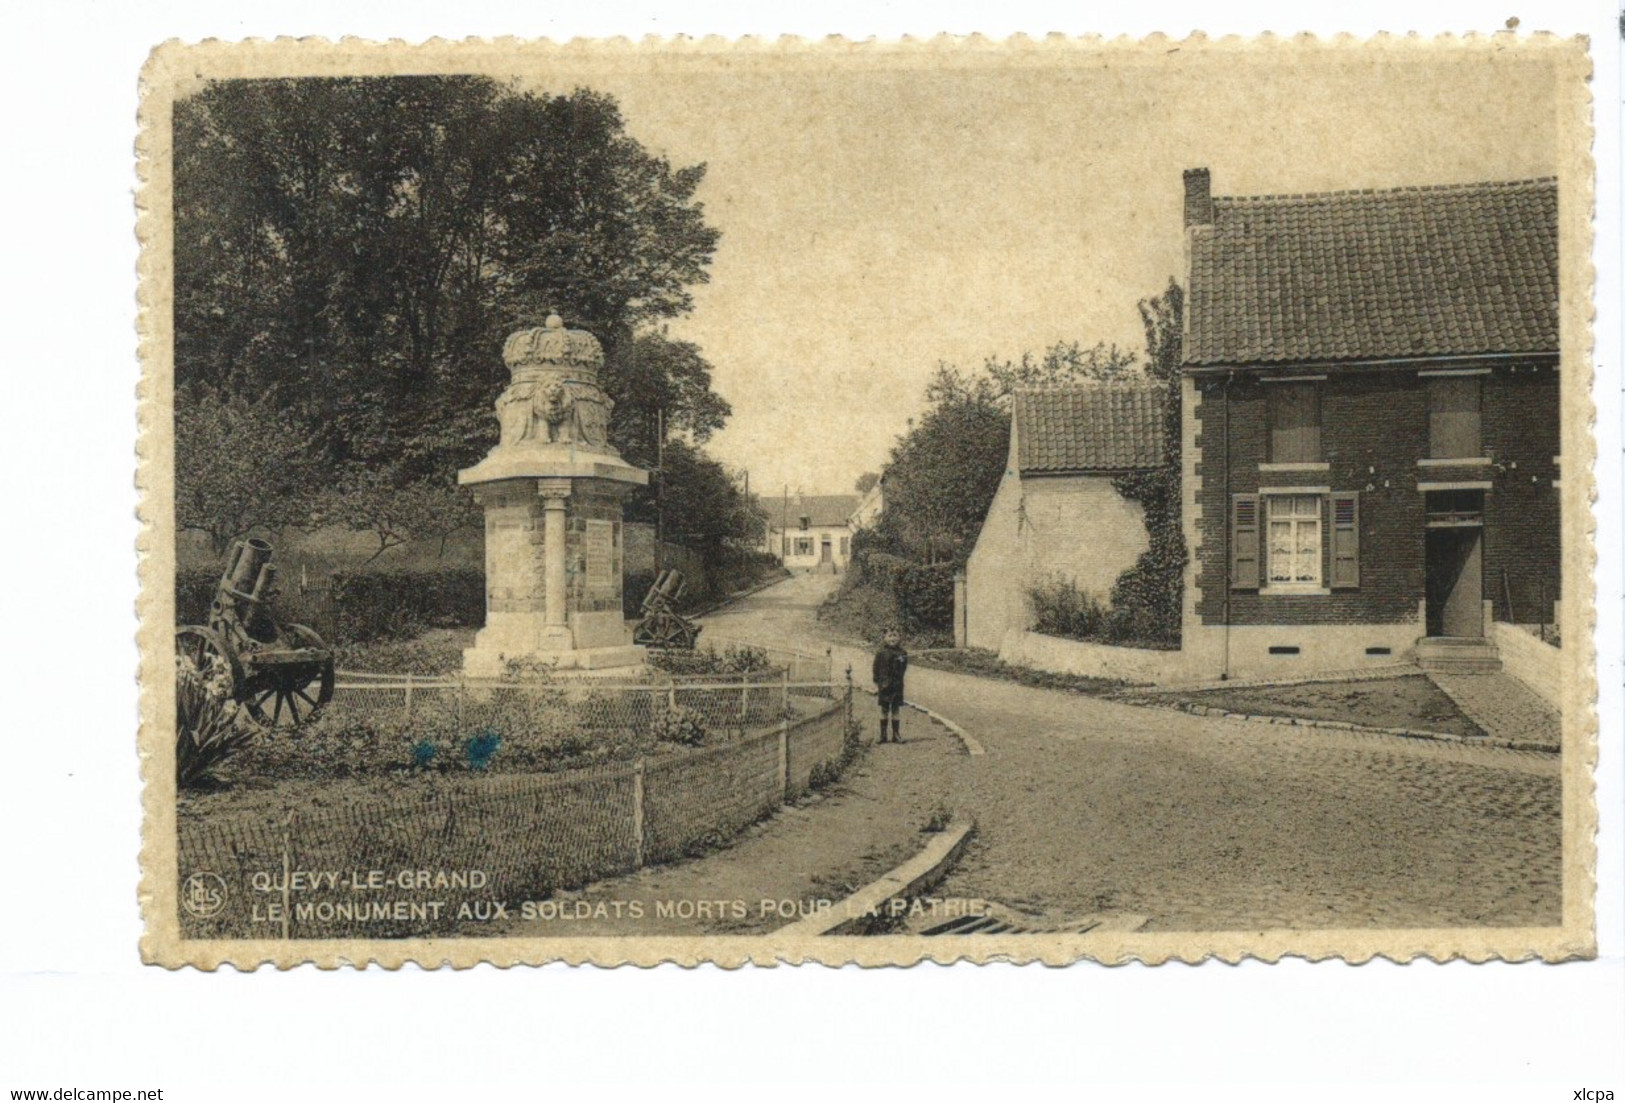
[702,572,1562,930]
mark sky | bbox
[512,43,1566,496]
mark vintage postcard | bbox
[137,34,1596,968]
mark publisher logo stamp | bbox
[182,872,228,919]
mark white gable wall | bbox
[965,462,1150,650]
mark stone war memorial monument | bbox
[459,315,649,677]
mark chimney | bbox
[1183,167,1213,228]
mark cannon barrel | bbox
[640,569,684,613]
[221,538,273,601]
[249,561,277,606]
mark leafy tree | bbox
[871,339,1140,565]
[854,471,880,494]
[872,371,1010,565]
[980,340,1139,393]
[173,76,723,525]
[642,440,760,556]
[174,389,323,554]
[600,331,732,470]
[310,474,482,564]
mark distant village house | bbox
[849,476,885,531]
[767,494,862,571]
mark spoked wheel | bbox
[242,624,335,728]
[176,626,236,694]
[242,660,335,728]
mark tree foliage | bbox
[309,473,482,564]
[173,75,723,551]
[635,439,762,557]
[871,339,1140,565]
[872,374,1011,565]
[601,332,733,471]
[1109,278,1187,645]
[174,388,324,553]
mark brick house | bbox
[1179,168,1560,678]
[964,382,1166,651]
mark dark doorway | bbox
[1425,527,1484,638]
[819,537,832,566]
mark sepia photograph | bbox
[137,35,1595,968]
[0,2,1619,1099]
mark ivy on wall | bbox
[1109,280,1187,646]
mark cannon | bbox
[632,568,702,650]
[176,538,335,727]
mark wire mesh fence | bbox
[319,673,839,747]
[177,681,855,940]
[679,633,837,683]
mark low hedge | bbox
[853,551,955,634]
[622,547,786,618]
[1026,575,1179,651]
[329,569,485,642]
[175,567,484,644]
[182,547,785,643]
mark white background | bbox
[0,2,1619,1100]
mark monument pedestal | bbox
[458,316,650,680]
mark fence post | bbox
[280,811,294,941]
[778,714,790,801]
[667,685,677,712]
[456,678,465,734]
[845,664,854,731]
[781,668,789,715]
[404,672,414,721]
[632,758,646,869]
[740,674,750,722]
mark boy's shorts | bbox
[877,688,904,711]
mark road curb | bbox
[907,701,986,756]
[856,685,984,756]
[774,820,975,938]
[1118,696,1558,755]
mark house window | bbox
[1428,376,1482,458]
[840,536,850,557]
[1268,383,1321,463]
[1266,495,1322,587]
[794,537,814,556]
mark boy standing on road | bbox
[872,628,909,744]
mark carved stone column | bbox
[539,479,571,629]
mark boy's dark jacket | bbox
[873,644,908,692]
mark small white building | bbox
[767,494,861,571]
[963,382,1166,651]
[850,478,885,530]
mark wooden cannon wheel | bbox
[176,625,239,693]
[241,624,335,729]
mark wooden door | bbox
[1425,528,1484,638]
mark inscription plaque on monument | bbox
[584,520,615,591]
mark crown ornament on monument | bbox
[501,313,604,384]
